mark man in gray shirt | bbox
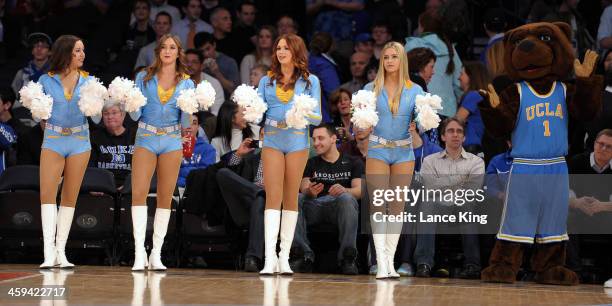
[134,12,173,70]
[195,32,240,98]
[414,117,485,279]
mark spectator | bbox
[201,0,220,23]
[405,10,463,119]
[240,26,276,84]
[276,15,298,36]
[339,126,371,163]
[407,47,436,92]
[195,32,240,96]
[414,118,484,279]
[0,121,16,176]
[0,89,27,137]
[210,102,258,162]
[124,0,156,53]
[216,126,265,272]
[455,61,489,157]
[567,129,612,278]
[372,23,392,60]
[210,7,242,62]
[89,101,136,190]
[249,64,269,87]
[232,0,258,60]
[583,50,612,149]
[178,115,216,187]
[480,8,506,65]
[185,49,225,116]
[292,123,363,274]
[134,11,173,69]
[340,52,369,93]
[353,33,374,60]
[149,0,181,26]
[329,88,353,143]
[11,32,51,99]
[598,2,612,51]
[172,0,213,48]
[17,120,45,165]
[306,0,365,57]
[365,58,379,82]
[308,32,341,123]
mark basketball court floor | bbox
[1,264,611,305]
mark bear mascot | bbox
[478,22,603,285]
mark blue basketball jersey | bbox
[511,81,568,158]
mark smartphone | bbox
[249,140,260,148]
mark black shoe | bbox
[457,264,481,279]
[416,264,431,278]
[340,247,358,275]
[244,256,261,272]
[290,255,314,273]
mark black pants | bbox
[216,168,265,260]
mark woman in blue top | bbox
[456,61,489,156]
[39,35,101,269]
[129,33,194,271]
[365,41,423,279]
[257,33,322,275]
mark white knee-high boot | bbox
[149,208,170,271]
[385,233,401,278]
[55,206,75,268]
[278,210,298,275]
[40,204,57,268]
[372,217,388,279]
[132,205,148,271]
[260,209,281,275]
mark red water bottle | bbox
[182,132,196,159]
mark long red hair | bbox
[268,33,310,90]
[143,34,190,85]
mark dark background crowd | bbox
[0,0,611,282]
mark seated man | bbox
[89,101,136,190]
[178,115,216,188]
[216,126,264,272]
[293,123,363,275]
[414,118,485,279]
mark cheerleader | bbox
[257,34,322,275]
[130,34,194,271]
[365,41,423,279]
[39,35,100,268]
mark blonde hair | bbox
[373,41,410,115]
[485,42,505,77]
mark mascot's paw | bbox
[481,264,517,283]
[478,84,500,108]
[534,266,579,286]
[574,49,599,78]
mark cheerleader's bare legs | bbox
[260,148,309,275]
[40,149,90,268]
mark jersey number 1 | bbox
[543,120,551,137]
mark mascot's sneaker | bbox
[534,266,579,286]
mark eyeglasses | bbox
[595,141,612,151]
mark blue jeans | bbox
[293,193,359,261]
[414,201,481,268]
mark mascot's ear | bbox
[552,22,572,42]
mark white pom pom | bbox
[351,89,377,109]
[416,104,441,131]
[124,89,147,113]
[109,77,146,113]
[195,80,216,111]
[78,78,108,116]
[19,81,45,109]
[349,89,378,129]
[30,94,53,120]
[19,81,53,120]
[415,93,443,111]
[176,88,199,114]
[285,94,317,129]
[232,84,267,123]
